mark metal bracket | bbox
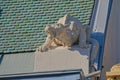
[80,69,101,80]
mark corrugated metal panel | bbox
[0,52,34,75]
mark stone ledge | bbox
[34,45,90,74]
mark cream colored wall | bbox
[93,0,109,33]
[101,0,120,80]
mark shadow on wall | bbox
[0,9,3,64]
[68,45,89,56]
[91,32,104,47]
[91,32,104,66]
[0,55,4,65]
[68,32,104,57]
[0,9,2,16]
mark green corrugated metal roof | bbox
[0,0,94,53]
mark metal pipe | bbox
[0,69,82,79]
[85,70,101,78]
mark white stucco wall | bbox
[93,0,109,33]
[101,0,120,79]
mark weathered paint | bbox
[91,0,111,72]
